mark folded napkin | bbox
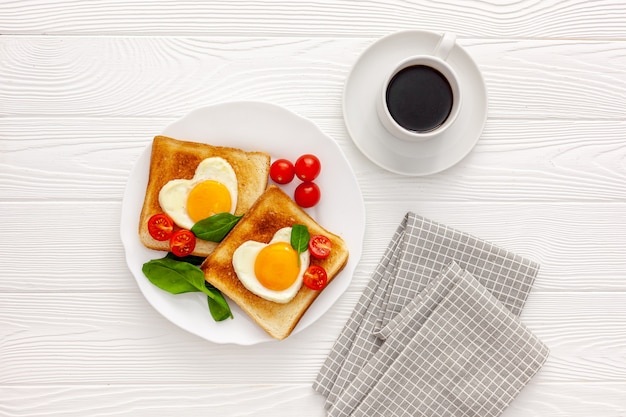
[327,261,549,417]
[313,212,549,416]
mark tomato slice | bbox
[303,265,328,290]
[169,229,196,257]
[148,213,174,241]
[309,235,332,259]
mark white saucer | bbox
[343,30,488,176]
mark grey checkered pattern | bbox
[327,261,549,417]
[313,212,548,416]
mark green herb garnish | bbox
[290,224,310,264]
[191,212,242,242]
[142,256,233,321]
[205,282,232,322]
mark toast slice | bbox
[139,135,270,257]
[201,185,349,340]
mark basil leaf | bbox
[291,224,310,255]
[142,256,233,321]
[191,213,242,242]
[206,282,233,321]
[142,257,203,294]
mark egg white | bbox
[232,227,310,304]
[158,157,238,230]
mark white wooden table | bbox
[2,1,626,416]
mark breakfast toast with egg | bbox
[139,135,271,257]
[201,185,349,340]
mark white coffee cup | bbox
[376,32,461,142]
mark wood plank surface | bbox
[1,291,626,385]
[2,37,626,119]
[1,383,625,417]
[2,0,626,38]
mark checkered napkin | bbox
[313,212,549,417]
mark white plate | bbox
[120,101,365,345]
[343,30,488,176]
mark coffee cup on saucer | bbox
[376,32,461,142]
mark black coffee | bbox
[386,65,453,132]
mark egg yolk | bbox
[187,180,232,223]
[254,242,300,291]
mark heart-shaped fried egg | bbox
[158,157,238,230]
[232,227,310,303]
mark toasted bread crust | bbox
[138,135,270,256]
[201,185,349,340]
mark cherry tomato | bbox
[294,181,320,208]
[269,159,295,184]
[309,235,332,259]
[294,154,321,181]
[147,213,174,241]
[303,265,328,290]
[169,229,196,257]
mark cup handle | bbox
[433,32,456,60]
